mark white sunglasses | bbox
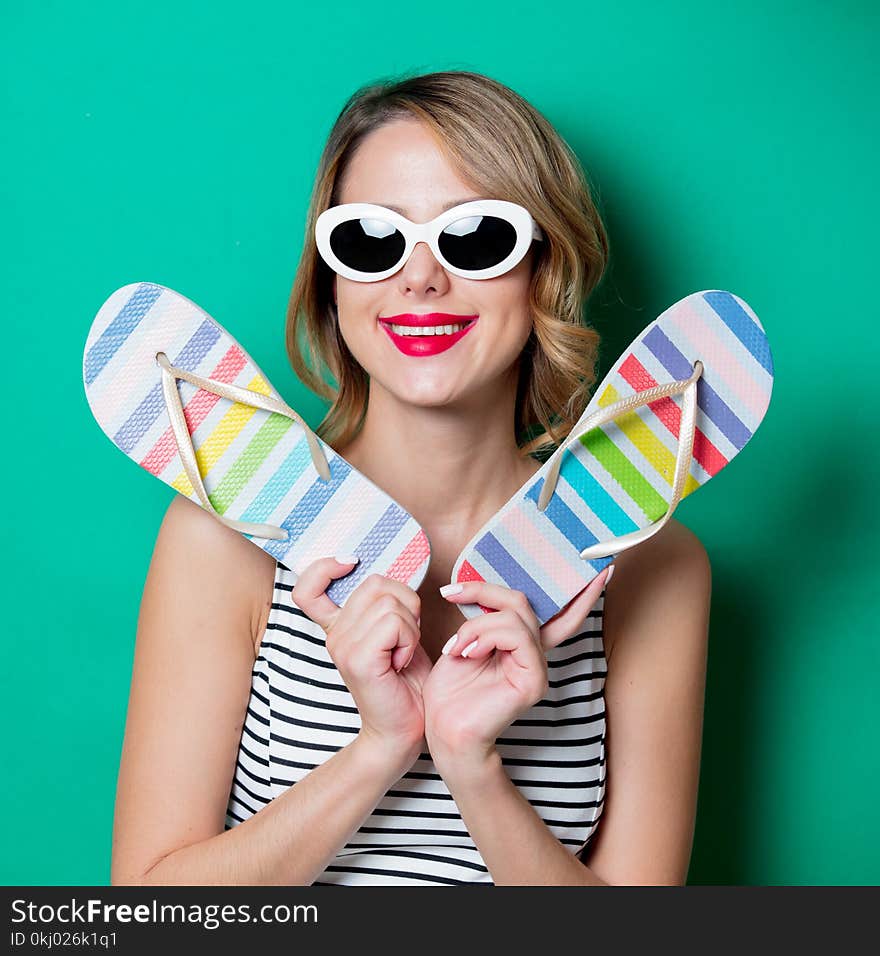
[314,199,544,282]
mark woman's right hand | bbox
[290,557,431,768]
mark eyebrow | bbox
[376,198,485,215]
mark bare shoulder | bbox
[602,518,711,663]
[156,496,277,658]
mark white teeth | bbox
[388,322,469,336]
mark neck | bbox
[333,372,542,554]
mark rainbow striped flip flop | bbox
[83,281,431,605]
[450,289,774,625]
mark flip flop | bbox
[83,281,431,605]
[449,289,774,625]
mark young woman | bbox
[110,71,711,886]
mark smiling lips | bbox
[379,312,479,357]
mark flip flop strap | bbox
[156,351,331,540]
[536,360,704,561]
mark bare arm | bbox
[580,517,712,885]
[110,496,409,886]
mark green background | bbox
[2,0,877,886]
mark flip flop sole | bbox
[83,281,431,605]
[450,289,774,624]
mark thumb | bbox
[539,564,614,651]
[290,554,360,630]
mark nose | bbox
[396,240,450,295]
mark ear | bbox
[539,571,609,651]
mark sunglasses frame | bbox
[314,199,544,282]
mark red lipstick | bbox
[379,313,478,357]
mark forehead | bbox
[338,118,481,220]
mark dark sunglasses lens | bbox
[329,218,405,273]
[437,215,518,271]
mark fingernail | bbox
[605,564,615,586]
[461,639,479,658]
[335,553,359,565]
[439,583,464,597]
[441,633,459,655]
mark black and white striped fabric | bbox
[224,562,607,885]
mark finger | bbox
[400,641,432,676]
[443,609,535,659]
[358,610,420,676]
[453,622,546,674]
[386,607,422,673]
[290,555,362,630]
[351,573,422,626]
[386,612,422,674]
[440,580,539,637]
[539,564,614,651]
[344,588,422,673]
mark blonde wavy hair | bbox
[285,69,610,461]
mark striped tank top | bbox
[224,561,608,885]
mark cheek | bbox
[479,285,533,350]
[335,290,386,367]
[336,284,381,330]
[487,268,532,318]
[508,279,534,345]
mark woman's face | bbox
[333,117,535,410]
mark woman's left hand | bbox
[421,566,614,774]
